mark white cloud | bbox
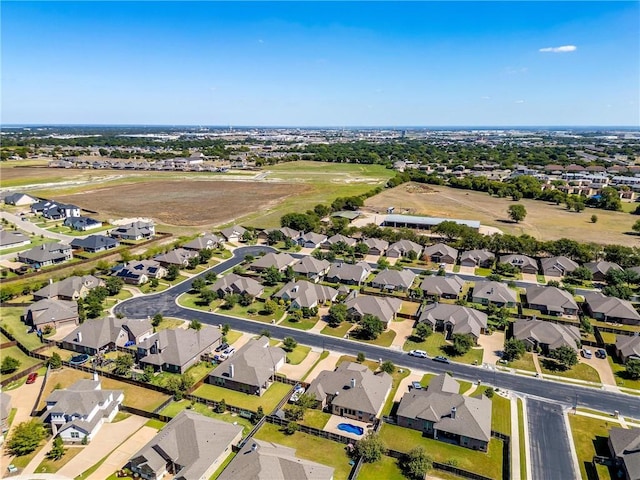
[481,96,491,100]
[539,45,577,53]
[258,39,264,44]
[515,100,525,104]
[504,66,528,75]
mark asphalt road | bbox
[527,398,578,480]
[114,246,640,418]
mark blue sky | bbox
[2,1,638,126]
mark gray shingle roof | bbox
[615,335,640,360]
[25,298,78,326]
[17,242,72,264]
[387,239,422,256]
[525,285,578,313]
[326,261,371,284]
[418,303,487,338]
[513,318,581,351]
[220,225,247,240]
[423,243,459,260]
[70,235,119,251]
[363,238,389,252]
[138,326,221,369]
[371,269,417,290]
[472,281,518,305]
[325,234,357,247]
[499,254,538,271]
[460,249,494,266]
[63,317,152,351]
[249,252,296,271]
[608,427,640,479]
[0,230,29,248]
[33,275,104,300]
[540,256,579,276]
[154,248,198,266]
[292,256,331,276]
[345,294,402,324]
[212,273,264,297]
[274,280,338,309]
[585,261,622,277]
[583,291,640,323]
[420,276,465,297]
[183,233,222,251]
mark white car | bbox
[220,347,236,360]
[408,349,428,358]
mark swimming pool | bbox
[337,423,364,435]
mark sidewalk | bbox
[510,396,521,480]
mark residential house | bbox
[220,225,247,243]
[306,361,392,423]
[420,276,465,300]
[608,427,640,480]
[63,216,102,231]
[418,304,487,342]
[582,291,640,325]
[70,235,119,253]
[273,280,338,310]
[137,326,222,373]
[423,243,459,265]
[41,202,81,220]
[33,275,104,301]
[540,256,579,278]
[153,248,198,268]
[4,192,37,206]
[62,317,153,356]
[182,233,222,251]
[325,262,371,286]
[17,242,73,268]
[115,260,167,285]
[362,238,389,256]
[129,410,243,480]
[513,318,581,354]
[297,232,328,249]
[525,285,579,317]
[472,281,518,307]
[0,230,30,249]
[345,294,403,328]
[615,335,640,364]
[499,254,539,274]
[291,256,331,282]
[585,261,623,282]
[208,337,286,396]
[396,373,491,451]
[42,375,124,443]
[219,439,334,480]
[370,269,417,292]
[24,299,79,330]
[248,252,296,273]
[460,250,495,269]
[386,240,423,259]
[324,234,358,249]
[211,273,264,298]
[110,221,155,241]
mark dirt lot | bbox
[54,180,309,227]
[365,183,639,246]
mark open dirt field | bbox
[54,180,309,227]
[365,182,640,246]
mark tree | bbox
[415,323,433,341]
[355,432,386,463]
[402,447,433,480]
[263,266,283,286]
[296,392,317,410]
[198,249,213,264]
[259,329,271,338]
[255,406,265,423]
[48,352,62,369]
[222,323,231,336]
[502,338,526,362]
[239,292,254,307]
[283,336,297,352]
[204,271,218,283]
[567,266,593,282]
[104,277,124,296]
[47,436,66,461]
[356,314,384,340]
[200,288,218,305]
[152,313,163,327]
[507,204,527,223]
[216,398,226,413]
[1,356,20,374]
[285,421,299,435]
[6,419,47,456]
[191,277,206,292]
[626,359,640,380]
[633,219,640,235]
[166,264,180,281]
[357,352,366,363]
[189,319,202,331]
[327,304,347,327]
[548,345,578,370]
[451,333,475,356]
[263,299,277,315]
[380,360,395,374]
[140,365,155,383]
[591,214,598,224]
[356,242,370,256]
[113,353,134,376]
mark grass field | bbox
[193,380,291,413]
[35,446,84,474]
[403,331,484,365]
[321,322,353,338]
[608,354,640,390]
[568,413,615,480]
[285,344,311,365]
[0,307,43,351]
[365,182,640,246]
[358,455,405,480]
[0,345,43,382]
[540,360,602,383]
[99,376,171,411]
[506,352,538,372]
[158,399,254,434]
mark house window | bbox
[70,431,80,439]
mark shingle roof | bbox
[292,256,331,276]
[0,230,30,247]
[183,234,222,250]
[220,225,247,240]
[371,269,417,289]
[70,235,119,251]
[138,326,221,369]
[499,254,538,270]
[584,261,622,277]
[387,239,422,256]
[33,275,104,300]
[325,234,357,247]
[583,291,640,323]
[63,317,152,351]
[540,256,579,276]
[363,238,389,252]
[420,276,465,297]
[326,262,371,283]
[249,252,296,271]
[418,303,487,338]
[423,243,459,260]
[472,281,518,304]
[525,285,578,312]
[608,427,640,479]
[345,294,402,324]
[211,273,264,297]
[460,249,495,265]
[45,379,121,419]
[18,242,71,264]
[615,335,640,359]
[25,299,78,326]
[274,280,338,309]
[154,248,198,266]
[513,318,581,351]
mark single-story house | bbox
[110,221,155,241]
[183,233,222,251]
[460,249,495,268]
[325,261,371,285]
[24,298,79,330]
[582,291,640,325]
[70,235,119,253]
[525,285,579,317]
[137,326,222,373]
[62,317,153,356]
[615,335,640,364]
[63,216,103,231]
[4,192,38,206]
[248,252,296,273]
[291,256,331,282]
[324,234,358,248]
[418,303,487,342]
[499,254,539,274]
[0,230,31,249]
[362,238,389,256]
[386,240,423,259]
[306,361,392,423]
[297,232,328,249]
[396,373,491,451]
[211,273,264,298]
[540,256,579,278]
[42,375,124,443]
[420,275,465,300]
[220,225,247,243]
[129,410,243,480]
[584,261,623,282]
[345,293,402,328]
[608,427,640,480]
[17,242,73,268]
[273,280,338,310]
[208,337,286,396]
[33,275,104,301]
[513,318,581,354]
[472,281,518,307]
[115,260,167,285]
[423,243,459,265]
[370,268,417,292]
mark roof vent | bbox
[451,406,457,419]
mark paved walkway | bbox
[521,396,532,480]
[279,350,321,381]
[477,331,505,366]
[303,352,341,383]
[531,354,542,375]
[510,396,522,480]
[57,415,147,479]
[22,437,57,475]
[387,319,414,350]
[463,383,478,396]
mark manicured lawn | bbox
[475,387,512,435]
[321,322,353,338]
[225,329,243,344]
[10,440,49,468]
[159,400,254,435]
[0,345,43,382]
[280,315,319,331]
[568,413,615,480]
[458,380,473,394]
[518,399,527,480]
[145,418,166,430]
[540,360,602,383]
[300,408,332,430]
[358,455,405,480]
[100,376,171,411]
[254,422,353,480]
[156,317,188,330]
[177,292,212,311]
[382,368,411,416]
[403,331,483,365]
[506,352,537,372]
[193,381,291,413]
[0,307,43,350]
[352,329,397,348]
[399,301,419,316]
[35,446,84,473]
[151,361,213,387]
[217,303,285,324]
[608,354,640,390]
[379,423,504,479]
[285,345,311,365]
[37,368,93,409]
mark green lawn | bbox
[358,455,405,480]
[10,439,49,468]
[193,380,291,413]
[300,408,332,430]
[608,354,640,390]
[568,414,614,480]
[285,345,311,365]
[0,345,43,382]
[382,368,411,416]
[35,446,84,473]
[0,307,43,350]
[225,329,243,345]
[403,331,484,365]
[177,292,213,311]
[151,361,213,388]
[217,302,285,324]
[254,422,354,480]
[156,317,187,330]
[321,322,353,338]
[301,351,329,382]
[379,424,504,479]
[458,380,473,394]
[100,376,171,411]
[474,387,512,435]
[280,315,319,331]
[506,352,538,372]
[159,400,254,435]
[540,360,602,383]
[352,329,397,348]
[518,399,527,480]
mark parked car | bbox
[433,356,450,364]
[215,342,230,353]
[219,347,235,360]
[7,465,18,473]
[581,349,593,359]
[408,349,428,358]
[410,381,423,390]
[595,349,607,359]
[26,372,38,384]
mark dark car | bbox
[595,349,607,359]
[26,372,38,384]
[433,356,450,364]
[215,342,229,353]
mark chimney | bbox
[451,407,457,419]
[77,331,82,343]
[229,364,235,378]
[154,339,160,353]
[350,378,356,389]
[251,443,258,452]
[49,278,53,285]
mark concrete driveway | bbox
[578,354,617,387]
[477,331,505,366]
[387,319,414,350]
[303,352,341,383]
[279,350,321,381]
